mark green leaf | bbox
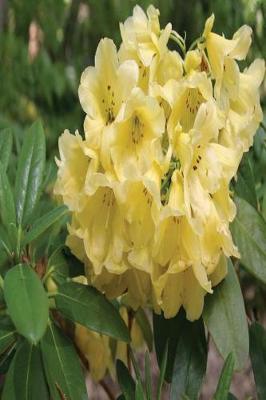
[15,121,46,226]
[157,341,168,400]
[4,264,49,343]
[55,282,130,342]
[214,353,235,400]
[153,309,186,382]
[116,360,135,400]
[234,154,257,208]
[249,322,266,399]
[135,380,145,400]
[0,317,16,355]
[22,205,68,246]
[170,317,207,400]
[231,197,266,284]
[2,339,49,400]
[0,162,16,230]
[203,259,249,370]
[135,308,153,352]
[41,321,87,400]
[0,128,13,172]
[144,351,152,400]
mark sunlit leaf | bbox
[4,264,49,343]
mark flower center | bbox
[180,88,204,132]
[131,115,144,145]
[102,84,116,125]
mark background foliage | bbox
[0,0,266,399]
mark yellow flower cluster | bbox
[55,6,265,320]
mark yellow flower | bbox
[78,38,138,163]
[54,129,98,212]
[75,323,111,382]
[202,14,252,81]
[120,5,171,67]
[56,7,264,322]
[110,88,165,180]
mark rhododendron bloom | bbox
[55,5,265,321]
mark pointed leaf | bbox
[55,282,129,341]
[15,121,46,226]
[249,322,266,400]
[135,308,153,351]
[0,128,13,171]
[157,341,168,400]
[41,321,87,400]
[234,155,257,208]
[203,259,249,370]
[4,264,49,343]
[214,353,235,400]
[231,197,266,284]
[22,205,68,246]
[2,340,49,400]
[116,360,135,400]
[0,162,16,230]
[135,380,145,400]
[170,317,207,400]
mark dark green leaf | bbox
[0,162,16,230]
[0,128,13,172]
[41,321,87,400]
[22,205,68,246]
[55,282,130,342]
[0,317,16,355]
[231,197,266,284]
[234,155,257,208]
[2,339,49,400]
[135,308,153,352]
[170,317,207,400]
[214,353,235,400]
[227,394,237,400]
[249,322,266,399]
[203,259,249,370]
[4,264,49,343]
[153,309,186,382]
[15,121,46,226]
[116,360,135,400]
[157,341,168,400]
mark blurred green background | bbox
[0,0,265,156]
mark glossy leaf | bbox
[2,340,49,400]
[55,282,129,341]
[234,155,257,208]
[22,205,68,246]
[15,121,46,226]
[213,353,235,400]
[170,318,207,400]
[4,264,49,343]
[116,360,135,400]
[203,259,249,370]
[231,197,266,284]
[0,128,13,172]
[41,321,87,400]
[0,162,16,230]
[249,322,266,399]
